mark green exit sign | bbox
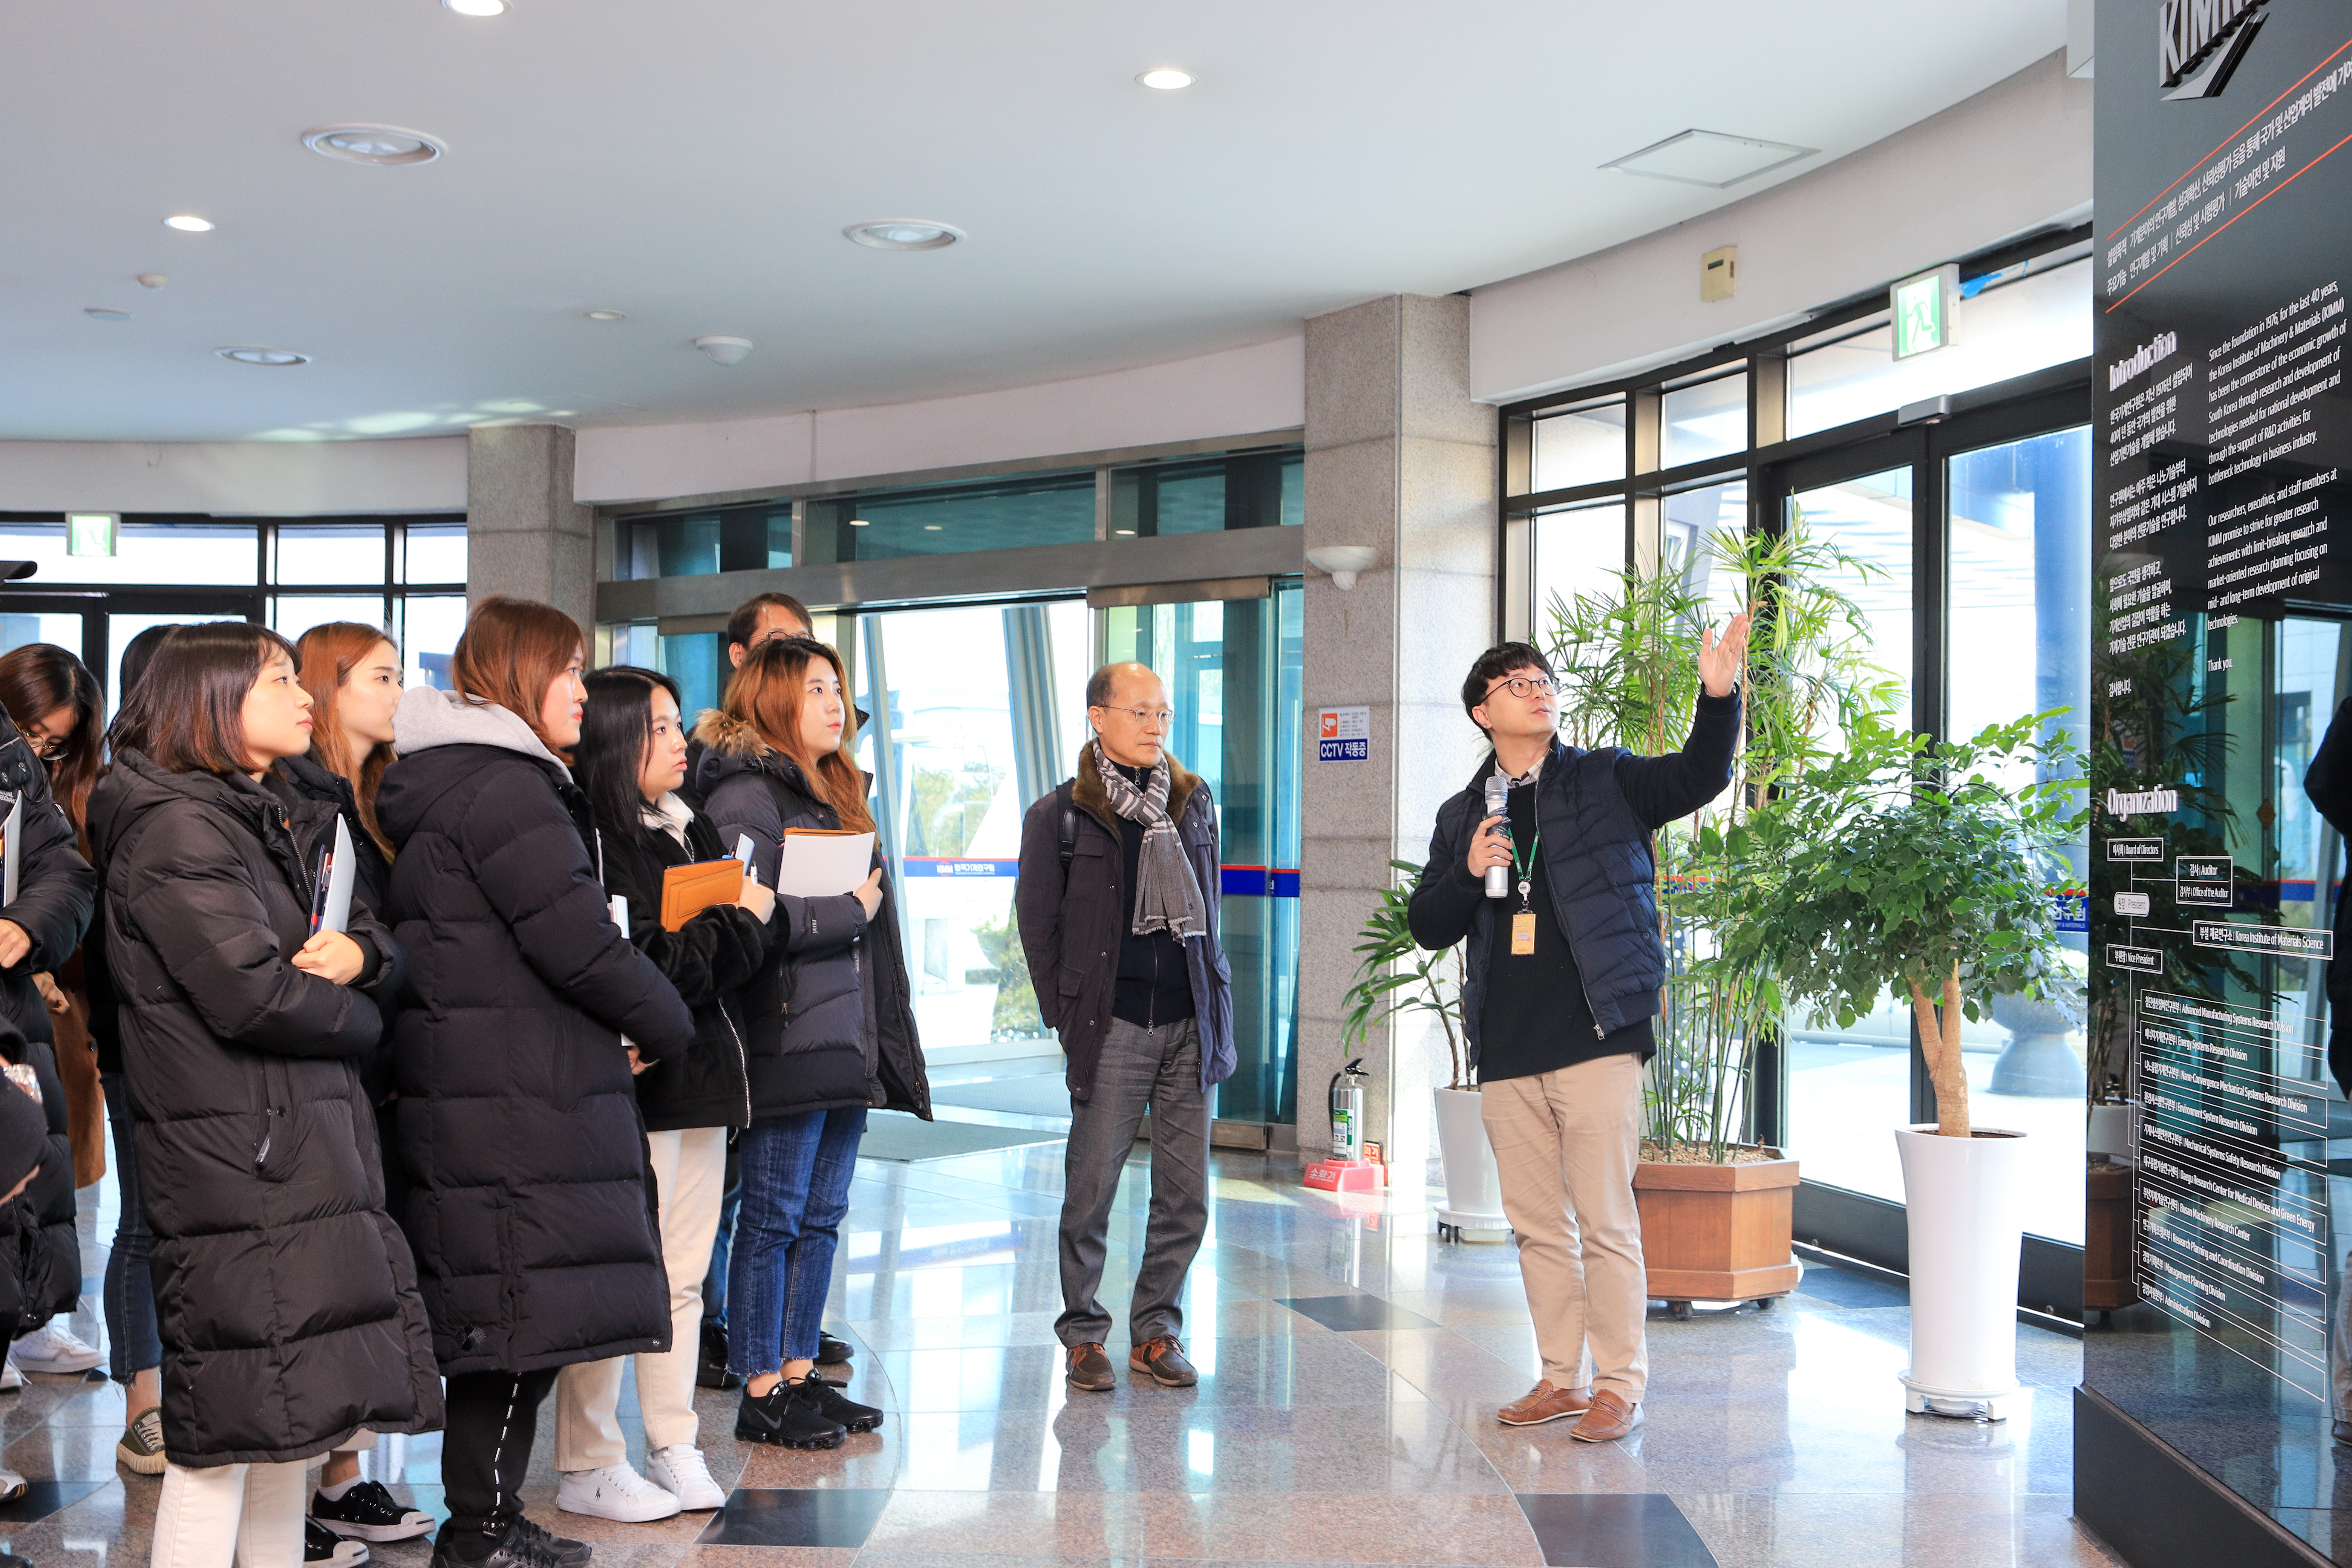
[66,513,118,557]
[1891,265,1959,359]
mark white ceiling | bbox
[1,0,2064,444]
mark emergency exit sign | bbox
[1891,265,1958,359]
[67,512,118,557]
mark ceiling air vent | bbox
[1601,129,1816,189]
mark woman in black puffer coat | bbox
[695,637,929,1452]
[374,598,692,1568]
[86,623,439,1568]
[550,666,772,1513]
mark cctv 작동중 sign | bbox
[1317,706,1369,762]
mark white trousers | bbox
[554,1126,727,1468]
[150,1458,312,1568]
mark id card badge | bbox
[1510,910,1536,955]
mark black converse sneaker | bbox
[735,1379,847,1450]
[791,1370,882,1433]
[305,1518,369,1567]
[312,1480,435,1542]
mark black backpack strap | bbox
[1057,780,1078,874]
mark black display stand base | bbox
[2075,1387,2331,1568]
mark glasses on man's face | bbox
[1097,705,1174,728]
[1484,674,1560,702]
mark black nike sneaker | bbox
[790,1370,882,1433]
[735,1379,846,1450]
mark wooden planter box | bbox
[1635,1151,1803,1311]
[2084,1161,2138,1312]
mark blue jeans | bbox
[100,1071,162,1383]
[701,1138,741,1330]
[727,1107,864,1375]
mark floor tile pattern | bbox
[2,1134,2120,1568]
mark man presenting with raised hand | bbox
[1409,615,1747,1443]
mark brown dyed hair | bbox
[723,636,873,833]
[0,645,101,847]
[449,596,585,762]
[295,622,399,857]
[109,622,301,777]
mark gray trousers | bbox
[1056,1017,1209,1348]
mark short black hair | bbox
[726,593,812,653]
[1460,642,1556,735]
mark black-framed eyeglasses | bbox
[1482,674,1560,702]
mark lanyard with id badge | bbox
[1507,818,1540,956]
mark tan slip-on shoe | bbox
[1496,1381,1594,1426]
[1570,1389,1643,1442]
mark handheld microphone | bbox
[1482,772,1511,899]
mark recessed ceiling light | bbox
[1137,68,1196,89]
[303,125,446,166]
[585,309,626,321]
[844,219,963,251]
[85,308,131,323]
[849,518,871,527]
[136,274,168,289]
[216,346,310,366]
[163,214,214,232]
[923,524,944,531]
[1114,528,1136,535]
[443,0,507,14]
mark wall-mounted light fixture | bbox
[1305,545,1378,590]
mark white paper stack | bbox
[774,831,876,897]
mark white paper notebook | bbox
[774,831,875,898]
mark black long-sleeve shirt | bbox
[1410,689,1741,1082]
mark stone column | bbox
[1298,295,1496,1186]
[466,424,595,635]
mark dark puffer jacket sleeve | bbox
[117,810,381,1060]
[457,769,692,1060]
[0,1025,75,1337]
[3,762,96,979]
[704,773,867,960]
[635,902,766,1008]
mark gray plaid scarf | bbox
[1093,743,1208,939]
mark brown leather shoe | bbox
[1496,1380,1594,1426]
[1066,1343,1116,1392]
[1129,1334,1198,1386]
[1570,1388,1642,1442]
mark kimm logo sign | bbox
[2159,0,2269,100]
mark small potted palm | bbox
[1341,866,1502,1236]
[1718,707,2086,1418]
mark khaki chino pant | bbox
[554,1125,729,1467]
[1480,1053,1648,1403]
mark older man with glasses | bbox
[1015,661,1234,1394]
[1409,628,1746,1443]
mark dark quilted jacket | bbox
[599,802,765,1132]
[86,750,441,1466]
[0,1028,74,1339]
[694,712,931,1123]
[375,689,693,1375]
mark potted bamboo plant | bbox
[1546,515,1892,1312]
[1340,867,1504,1236]
[1717,707,2086,1418]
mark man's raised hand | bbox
[1698,612,1751,698]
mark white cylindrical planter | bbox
[1895,1124,2029,1421]
[1432,1087,1509,1237]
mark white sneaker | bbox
[0,1467,25,1504]
[555,1463,680,1523]
[0,1361,21,1391]
[9,1323,103,1375]
[645,1444,725,1511]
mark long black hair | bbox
[573,665,683,850]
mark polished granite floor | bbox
[3,1141,2119,1568]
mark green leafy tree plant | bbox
[1341,861,1467,1087]
[1716,710,2088,1139]
[1547,515,1893,1157]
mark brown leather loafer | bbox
[1570,1389,1642,1442]
[1129,1334,1198,1386]
[1496,1380,1594,1426]
[1066,1343,1116,1392]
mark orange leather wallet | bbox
[659,859,744,932]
